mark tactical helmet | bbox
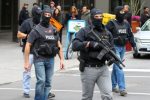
[42,7,52,15]
[114,6,124,15]
[90,8,103,19]
[32,6,42,16]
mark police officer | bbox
[72,8,113,100]
[106,6,136,96]
[17,6,42,98]
[24,8,64,100]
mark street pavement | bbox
[0,31,150,100]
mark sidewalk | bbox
[0,30,78,85]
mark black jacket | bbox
[140,12,150,26]
[106,20,136,47]
[124,11,132,25]
[19,7,29,25]
[72,25,114,64]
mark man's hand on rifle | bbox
[105,54,118,66]
[89,41,101,50]
[107,57,116,66]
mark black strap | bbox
[110,20,121,35]
[34,25,46,39]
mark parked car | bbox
[133,19,150,58]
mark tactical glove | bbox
[89,41,101,50]
[105,54,117,66]
[107,57,116,66]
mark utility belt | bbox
[85,63,105,68]
[33,42,59,58]
[114,36,128,46]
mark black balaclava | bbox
[40,8,52,28]
[90,8,103,31]
[114,6,125,23]
[32,6,42,24]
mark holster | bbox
[114,36,127,46]
[78,56,85,72]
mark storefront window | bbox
[62,0,94,11]
[0,0,12,32]
[39,0,94,12]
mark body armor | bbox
[33,24,59,58]
[80,27,111,64]
[111,20,128,46]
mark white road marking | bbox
[64,67,150,72]
[55,74,150,78]
[55,68,150,78]
[0,88,150,96]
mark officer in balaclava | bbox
[90,8,104,31]
[40,8,52,28]
[24,7,64,100]
[32,6,42,24]
[17,5,42,98]
[106,6,136,96]
[72,8,114,100]
[115,6,126,23]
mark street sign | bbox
[67,20,86,33]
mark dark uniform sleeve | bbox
[54,27,60,41]
[126,22,136,47]
[106,21,114,34]
[19,19,31,35]
[27,30,38,44]
[106,21,115,48]
[72,28,88,51]
[19,21,28,33]
[124,12,132,25]
[108,31,114,48]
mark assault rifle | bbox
[91,29,125,69]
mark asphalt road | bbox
[0,53,150,100]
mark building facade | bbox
[0,0,150,41]
[0,0,18,41]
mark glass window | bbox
[141,20,150,31]
[0,0,12,32]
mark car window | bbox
[141,19,150,31]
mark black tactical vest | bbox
[33,24,59,58]
[80,27,111,64]
[111,20,128,46]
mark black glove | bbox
[105,54,116,66]
[89,41,101,50]
[107,57,116,66]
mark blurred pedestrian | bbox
[123,4,132,26]
[33,3,38,7]
[140,6,150,26]
[49,1,56,14]
[17,6,42,98]
[81,5,91,26]
[19,3,30,26]
[65,6,80,41]
[53,7,64,43]
[65,6,80,24]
